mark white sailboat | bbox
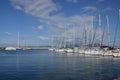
[16,32,23,50]
[5,47,16,50]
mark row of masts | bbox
[49,10,120,57]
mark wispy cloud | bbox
[11,0,59,18]
[66,0,79,3]
[82,6,97,11]
[97,0,105,2]
[81,6,112,15]
[37,26,43,31]
[102,7,112,12]
[4,32,12,36]
[33,25,44,31]
[37,36,49,41]
[81,6,99,15]
[10,0,100,41]
[11,0,103,16]
[11,0,92,27]
[14,5,22,10]
[81,6,98,14]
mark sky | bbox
[0,0,120,47]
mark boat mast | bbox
[91,16,97,48]
[113,9,120,48]
[73,24,75,48]
[80,25,85,48]
[99,14,102,47]
[91,16,94,47]
[63,26,67,49]
[17,32,20,48]
[101,19,106,48]
[106,15,110,46]
[74,25,76,48]
[84,24,87,48]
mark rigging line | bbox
[113,9,119,48]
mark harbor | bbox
[48,12,120,58]
[1,0,120,80]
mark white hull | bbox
[55,49,65,52]
[65,49,74,53]
[48,48,54,51]
[5,47,16,50]
[78,49,85,54]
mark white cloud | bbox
[10,0,101,43]
[81,6,98,12]
[14,5,22,10]
[11,0,95,29]
[37,26,43,31]
[37,36,49,41]
[102,8,112,12]
[11,0,59,18]
[66,0,79,3]
[5,32,12,36]
[97,0,105,2]
[81,6,98,15]
[32,25,44,32]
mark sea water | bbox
[0,50,120,80]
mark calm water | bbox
[0,50,120,80]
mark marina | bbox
[48,10,120,58]
[0,0,120,80]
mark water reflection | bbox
[51,52,120,80]
[0,50,120,80]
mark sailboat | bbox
[16,32,23,50]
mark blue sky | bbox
[0,0,120,47]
